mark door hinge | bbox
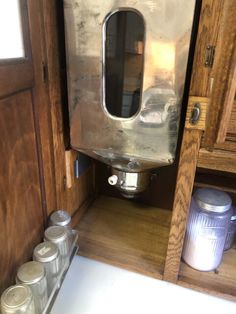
[42,62,48,83]
[204,45,215,68]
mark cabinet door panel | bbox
[0,91,44,292]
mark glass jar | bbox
[33,241,60,295]
[224,206,236,251]
[49,210,73,247]
[44,226,70,270]
[182,188,232,271]
[16,261,48,314]
[1,284,35,314]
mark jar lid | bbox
[44,225,67,243]
[50,210,71,227]
[33,241,59,263]
[231,206,236,221]
[1,285,32,310]
[194,188,232,213]
[17,261,45,284]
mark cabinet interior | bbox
[178,168,236,300]
[71,162,236,300]
[72,160,177,279]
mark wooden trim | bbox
[197,148,236,173]
[204,0,236,147]
[27,0,57,216]
[189,0,224,97]
[163,129,202,283]
[185,96,209,130]
[41,0,68,211]
[177,280,236,303]
[216,46,236,143]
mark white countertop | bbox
[50,255,235,314]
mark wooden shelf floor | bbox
[76,195,172,279]
[179,244,236,300]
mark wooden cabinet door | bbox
[203,0,236,149]
[0,0,50,293]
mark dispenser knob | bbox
[108,175,118,186]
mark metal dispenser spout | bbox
[108,168,151,198]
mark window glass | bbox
[104,10,144,118]
[0,0,24,59]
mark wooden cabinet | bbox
[0,0,93,294]
[1,0,236,304]
[164,0,236,301]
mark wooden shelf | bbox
[76,195,171,279]
[179,245,236,301]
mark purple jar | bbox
[224,206,236,251]
[182,188,232,271]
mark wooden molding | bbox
[204,0,236,147]
[163,129,202,283]
[198,148,236,173]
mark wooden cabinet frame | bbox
[164,0,236,300]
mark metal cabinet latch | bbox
[204,45,215,67]
[190,103,201,125]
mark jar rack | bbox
[42,230,79,314]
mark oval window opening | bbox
[104,10,145,118]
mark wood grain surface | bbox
[197,148,236,173]
[0,91,44,293]
[204,0,236,147]
[40,0,95,215]
[179,244,236,300]
[76,196,171,279]
[227,100,236,136]
[189,0,224,97]
[163,129,202,283]
[27,0,58,215]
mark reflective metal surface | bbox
[64,0,196,172]
[108,169,150,198]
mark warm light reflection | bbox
[151,41,175,71]
[0,0,24,59]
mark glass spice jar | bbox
[49,210,73,247]
[33,241,60,295]
[44,226,70,270]
[1,284,35,314]
[16,261,48,314]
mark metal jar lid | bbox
[44,226,67,243]
[50,210,71,227]
[194,188,232,213]
[17,261,45,284]
[33,241,59,263]
[1,284,32,311]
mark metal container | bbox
[182,188,232,271]
[224,206,236,251]
[33,242,60,295]
[44,226,70,269]
[1,284,35,314]
[49,210,73,246]
[16,262,48,314]
[64,0,197,197]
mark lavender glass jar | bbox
[182,188,232,271]
[224,206,236,251]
